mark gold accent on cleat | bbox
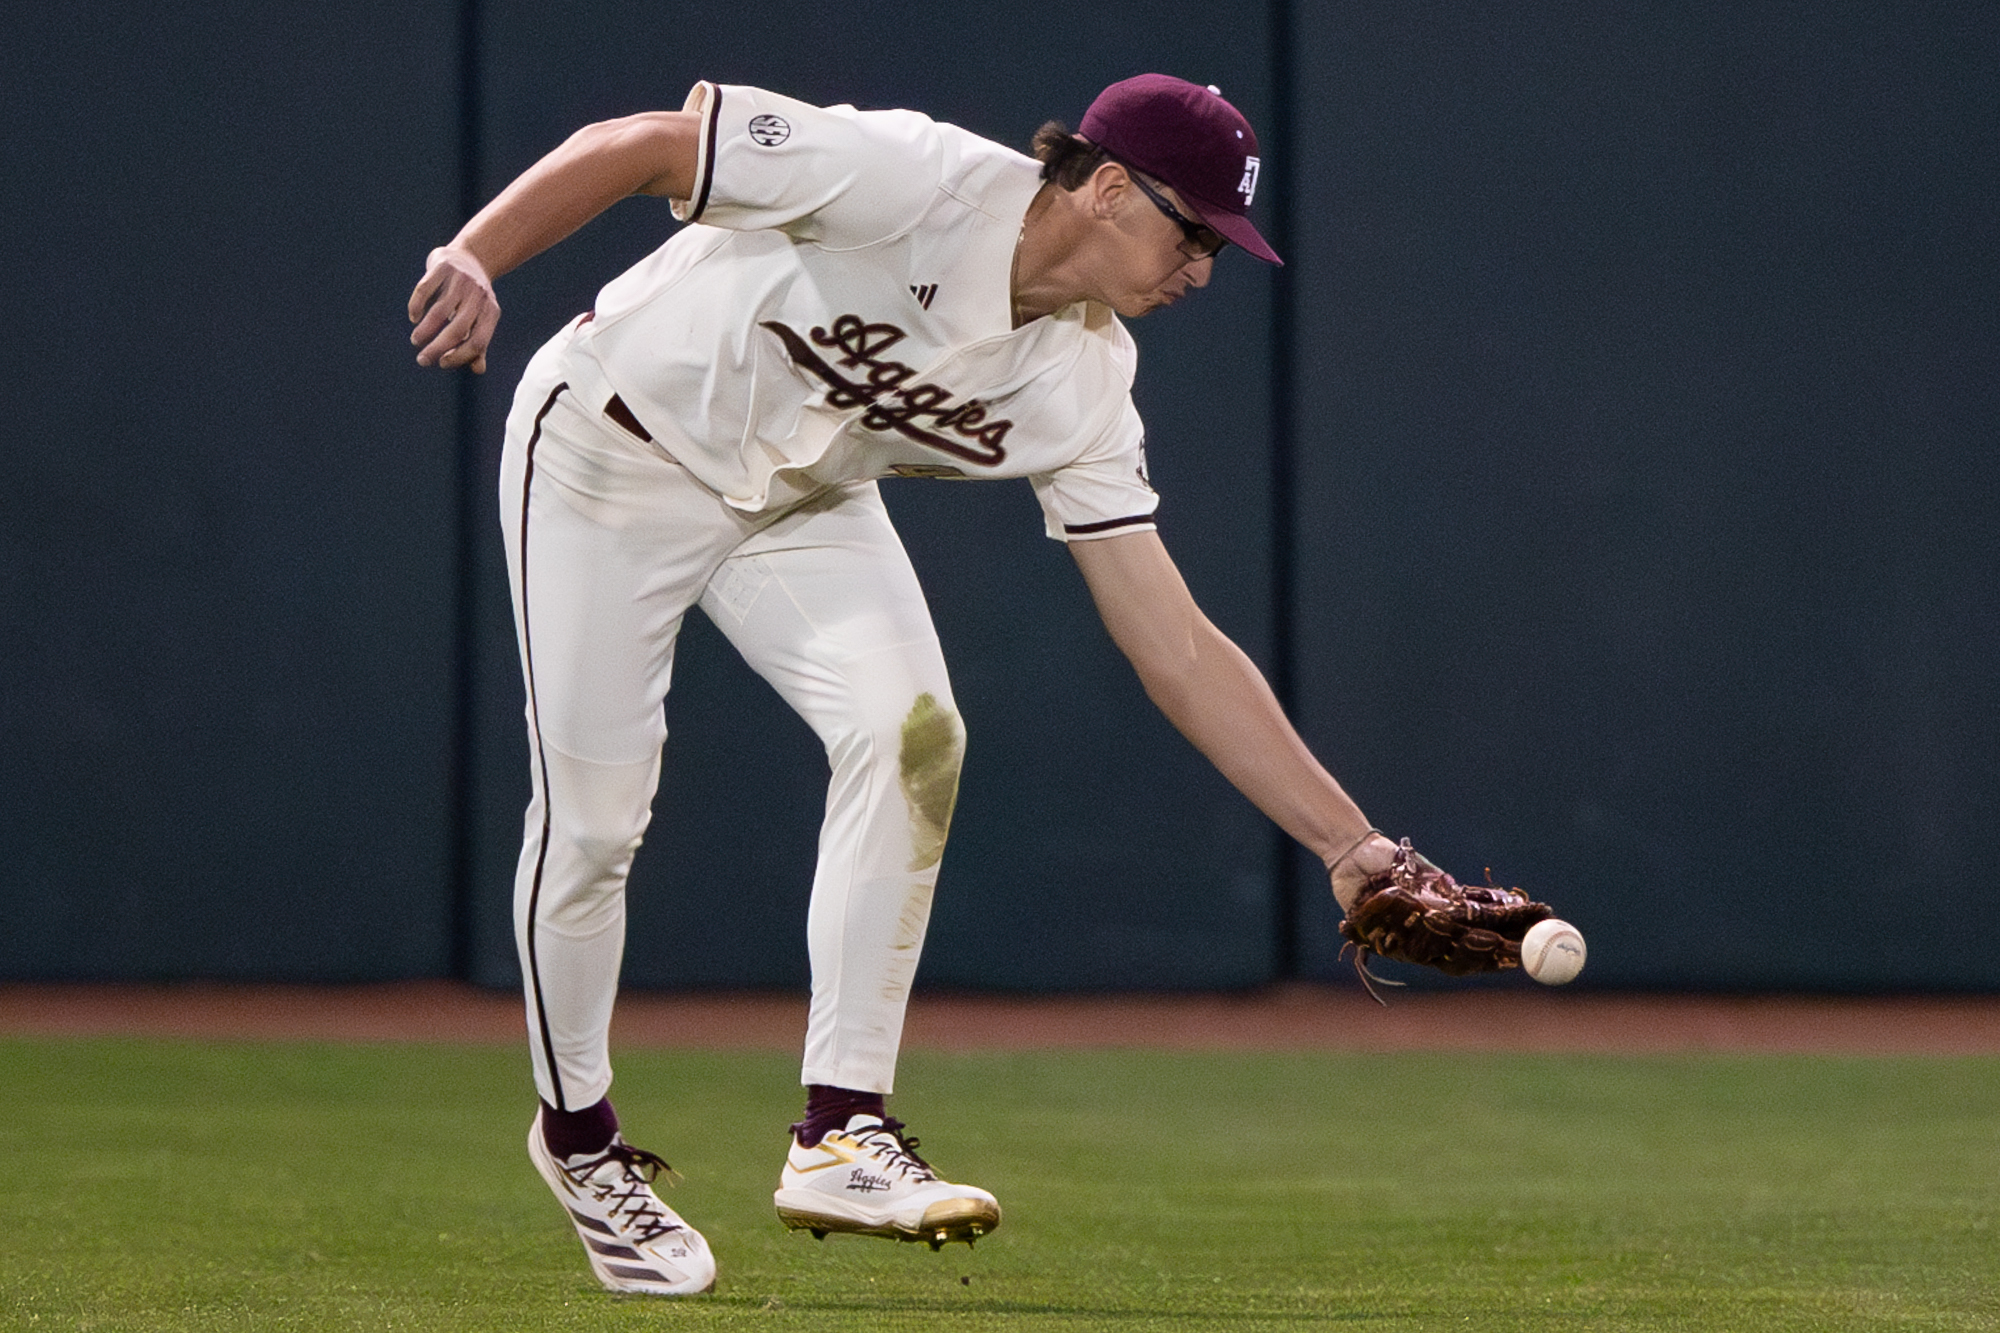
[918,1197,1000,1234]
[776,1195,1001,1247]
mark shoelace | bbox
[561,1142,684,1245]
[850,1117,938,1182]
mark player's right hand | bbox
[409,246,501,373]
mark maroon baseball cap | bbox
[1079,74,1281,265]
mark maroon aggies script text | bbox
[762,315,1014,465]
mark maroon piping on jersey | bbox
[1062,514,1156,535]
[686,85,722,223]
[518,382,571,1109]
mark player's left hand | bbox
[1326,830,1399,913]
[409,246,501,373]
[1336,838,1555,1003]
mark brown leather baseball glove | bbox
[1338,837,1554,1003]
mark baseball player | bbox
[407,74,1474,1296]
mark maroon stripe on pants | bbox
[517,381,570,1108]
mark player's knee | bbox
[532,803,649,933]
[537,849,640,937]
[532,746,657,886]
[905,696,966,782]
[826,693,961,769]
[560,820,646,877]
[895,693,963,870]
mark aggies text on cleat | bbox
[774,1113,999,1248]
[527,1111,717,1295]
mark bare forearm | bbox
[410,111,698,373]
[450,113,697,279]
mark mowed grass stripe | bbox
[0,1039,1994,1330]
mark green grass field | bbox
[1,1037,1994,1331]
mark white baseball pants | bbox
[499,327,962,1111]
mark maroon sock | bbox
[540,1097,619,1159]
[793,1084,886,1147]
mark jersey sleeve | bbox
[671,82,941,248]
[1028,397,1160,542]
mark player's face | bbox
[1096,172,1216,318]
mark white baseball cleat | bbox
[527,1112,717,1295]
[774,1114,1001,1249]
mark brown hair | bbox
[1031,120,1112,190]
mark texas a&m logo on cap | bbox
[1238,156,1261,207]
[1078,74,1283,264]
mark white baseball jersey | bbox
[567,81,1160,542]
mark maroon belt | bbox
[603,393,653,442]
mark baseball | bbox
[1521,919,1587,985]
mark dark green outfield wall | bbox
[1281,1,2000,989]
[0,2,462,979]
[1,2,1993,989]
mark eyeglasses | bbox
[1125,169,1227,262]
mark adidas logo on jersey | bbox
[909,283,938,310]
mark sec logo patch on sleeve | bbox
[749,114,792,146]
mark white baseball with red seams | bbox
[407,69,1315,1297]
[1521,919,1587,985]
